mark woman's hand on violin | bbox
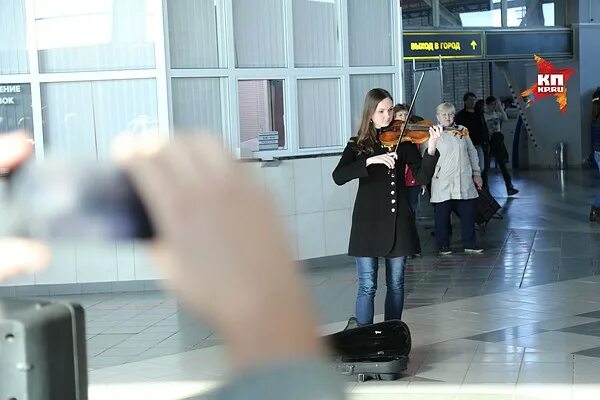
[366,152,397,169]
[426,125,442,155]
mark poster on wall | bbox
[0,84,33,134]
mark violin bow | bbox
[393,70,427,154]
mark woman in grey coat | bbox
[428,102,483,255]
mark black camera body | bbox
[3,161,153,240]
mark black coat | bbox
[333,138,439,257]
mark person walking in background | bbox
[484,96,519,196]
[455,92,490,189]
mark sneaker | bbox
[438,247,452,255]
[344,317,359,331]
[507,187,519,196]
[464,247,484,254]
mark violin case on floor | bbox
[0,298,88,400]
[326,319,411,382]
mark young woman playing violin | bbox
[332,88,441,327]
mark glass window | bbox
[297,79,341,149]
[41,79,158,160]
[171,78,225,136]
[0,83,33,134]
[35,0,156,73]
[401,0,432,27]
[232,0,286,68]
[349,74,393,135]
[238,80,285,157]
[348,0,392,67]
[0,0,28,74]
[507,0,557,27]
[440,0,502,27]
[167,0,224,69]
[292,0,341,67]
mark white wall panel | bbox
[116,242,136,281]
[171,77,224,135]
[42,79,158,160]
[232,0,286,67]
[75,241,118,283]
[293,157,324,214]
[35,242,77,284]
[92,79,158,160]
[324,209,351,256]
[321,155,350,211]
[298,78,341,148]
[0,0,28,74]
[292,0,340,67]
[41,81,97,160]
[347,0,392,67]
[296,212,326,260]
[35,0,155,72]
[168,0,220,68]
[349,74,394,135]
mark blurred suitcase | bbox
[0,298,87,400]
[475,188,501,230]
[327,320,411,382]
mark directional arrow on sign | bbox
[471,40,477,50]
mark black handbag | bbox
[475,188,501,229]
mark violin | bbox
[379,119,469,152]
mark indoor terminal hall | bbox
[1,1,600,400]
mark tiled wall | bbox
[0,155,355,287]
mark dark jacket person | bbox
[332,88,440,326]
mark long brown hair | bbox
[356,88,392,155]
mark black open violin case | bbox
[326,319,412,382]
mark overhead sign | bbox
[403,31,483,60]
[403,29,573,61]
[485,30,572,60]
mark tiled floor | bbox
[24,170,600,398]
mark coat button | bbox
[391,199,396,204]
[391,208,396,213]
[391,174,395,178]
[391,181,395,186]
[391,190,395,195]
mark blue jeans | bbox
[595,151,600,207]
[355,256,407,326]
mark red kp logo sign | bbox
[520,55,575,113]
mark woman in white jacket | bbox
[428,102,483,255]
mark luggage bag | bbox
[326,319,412,382]
[475,188,502,230]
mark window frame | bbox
[165,0,403,160]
